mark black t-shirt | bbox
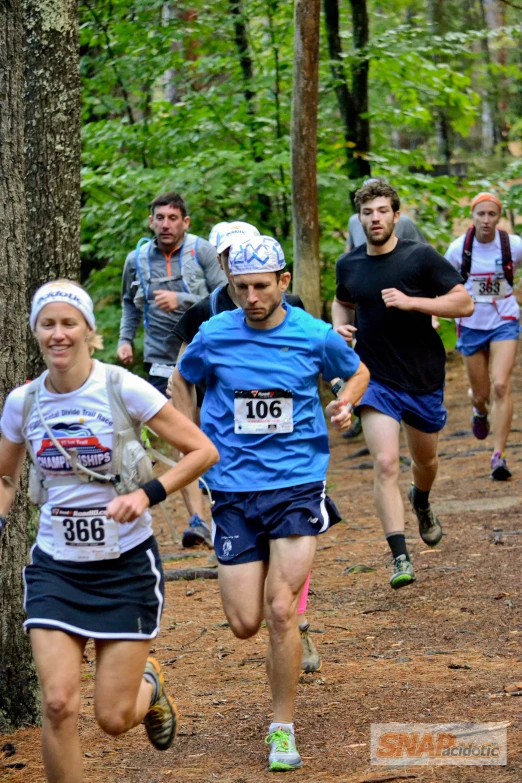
[335,239,463,393]
[175,285,305,345]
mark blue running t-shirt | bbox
[178,304,360,491]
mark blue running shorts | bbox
[457,321,520,357]
[355,378,447,434]
[211,481,341,565]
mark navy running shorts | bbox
[355,378,447,434]
[23,536,164,640]
[211,480,341,565]
[457,321,520,356]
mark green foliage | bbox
[80,0,522,342]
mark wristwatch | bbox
[330,380,343,398]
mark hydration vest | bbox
[461,227,513,286]
[21,364,154,505]
[133,234,205,325]
[209,284,225,316]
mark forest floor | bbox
[2,348,522,783]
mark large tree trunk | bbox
[350,0,371,171]
[228,0,273,228]
[291,0,321,317]
[427,0,454,164]
[0,0,40,732]
[323,0,371,200]
[24,0,82,378]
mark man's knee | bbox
[265,594,297,635]
[374,452,399,481]
[227,615,262,639]
[222,600,263,639]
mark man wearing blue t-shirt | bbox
[174,236,369,772]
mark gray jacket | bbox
[118,235,227,365]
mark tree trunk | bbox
[24,0,82,378]
[291,0,321,317]
[228,0,273,227]
[323,0,370,199]
[350,0,371,173]
[480,0,508,153]
[0,0,41,732]
[427,0,455,164]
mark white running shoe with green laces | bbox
[265,727,303,771]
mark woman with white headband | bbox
[0,280,218,782]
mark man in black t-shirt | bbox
[333,180,474,589]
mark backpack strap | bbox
[499,229,514,286]
[461,226,514,287]
[210,285,224,316]
[104,364,142,481]
[193,236,202,268]
[179,233,198,293]
[21,376,44,481]
[135,237,154,326]
[461,227,475,283]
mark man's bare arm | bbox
[332,297,357,342]
[171,363,197,423]
[381,284,474,318]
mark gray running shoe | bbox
[390,555,416,590]
[407,485,443,547]
[299,624,321,673]
[143,657,178,751]
[182,514,213,548]
[265,728,303,771]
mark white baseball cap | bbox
[208,222,230,249]
[216,221,260,255]
[228,236,286,275]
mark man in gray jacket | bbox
[117,191,227,394]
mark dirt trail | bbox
[2,350,522,782]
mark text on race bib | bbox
[51,507,120,562]
[471,275,507,303]
[149,362,175,378]
[234,389,293,434]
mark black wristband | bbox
[330,380,343,398]
[141,479,167,507]
[0,515,7,539]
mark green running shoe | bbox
[390,555,416,590]
[265,728,303,771]
[407,485,443,547]
[143,657,178,751]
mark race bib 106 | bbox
[471,275,506,303]
[234,389,293,434]
[51,507,120,562]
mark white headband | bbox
[30,282,96,331]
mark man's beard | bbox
[245,297,282,322]
[363,223,395,246]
